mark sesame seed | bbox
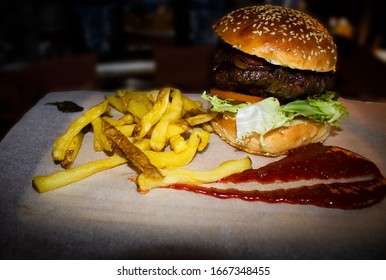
[214,4,336,67]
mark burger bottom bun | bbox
[211,113,330,157]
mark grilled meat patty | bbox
[211,46,335,100]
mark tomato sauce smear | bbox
[163,143,386,209]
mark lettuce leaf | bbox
[236,97,291,142]
[201,91,249,113]
[202,91,348,142]
[281,92,349,126]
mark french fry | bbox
[115,124,135,138]
[143,129,210,169]
[150,88,183,151]
[119,90,156,119]
[135,138,151,150]
[185,112,218,126]
[196,129,210,152]
[182,95,205,115]
[103,119,162,179]
[201,122,214,133]
[116,89,158,101]
[166,122,189,139]
[91,117,113,152]
[137,157,252,192]
[135,88,171,140]
[52,100,109,161]
[105,95,126,113]
[103,114,134,126]
[34,87,224,193]
[169,134,187,153]
[115,89,126,98]
[60,132,84,169]
[33,154,128,193]
[126,97,152,120]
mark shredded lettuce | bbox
[201,91,348,143]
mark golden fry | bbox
[135,88,171,140]
[126,96,152,120]
[135,138,151,150]
[115,89,126,98]
[115,124,135,138]
[105,95,126,113]
[52,100,109,161]
[143,129,210,169]
[119,90,156,119]
[166,122,189,139]
[91,117,113,152]
[150,88,183,151]
[169,134,187,153]
[33,154,128,193]
[137,157,252,192]
[35,87,222,194]
[185,112,218,126]
[60,132,84,169]
[196,129,210,152]
[181,95,205,115]
[201,122,214,133]
[103,119,162,179]
[103,114,134,126]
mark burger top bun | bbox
[213,5,337,72]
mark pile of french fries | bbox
[32,88,251,193]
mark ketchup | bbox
[162,143,386,209]
[220,143,383,184]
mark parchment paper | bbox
[1,91,385,259]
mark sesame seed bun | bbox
[213,5,337,72]
[211,113,330,157]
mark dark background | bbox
[1,0,386,140]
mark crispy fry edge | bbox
[103,119,163,179]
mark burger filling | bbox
[202,91,348,145]
[211,45,335,101]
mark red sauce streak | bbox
[220,143,383,184]
[162,143,386,209]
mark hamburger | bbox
[202,5,348,156]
